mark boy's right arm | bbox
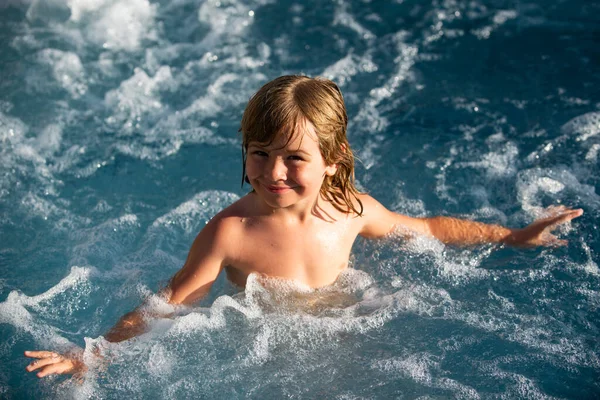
[25,216,229,377]
[102,218,226,342]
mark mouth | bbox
[264,184,292,194]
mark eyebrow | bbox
[248,143,312,156]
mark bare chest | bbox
[226,217,358,287]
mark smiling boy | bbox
[25,75,583,377]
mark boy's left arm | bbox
[358,195,583,247]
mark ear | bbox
[325,163,337,177]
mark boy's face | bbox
[245,120,337,211]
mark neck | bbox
[252,193,328,223]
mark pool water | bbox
[1,0,599,398]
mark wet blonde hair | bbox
[240,75,363,216]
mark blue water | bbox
[1,0,599,398]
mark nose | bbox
[266,157,287,181]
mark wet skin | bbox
[25,119,583,377]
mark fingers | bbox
[554,239,568,247]
[541,208,583,228]
[25,355,63,372]
[24,350,60,359]
[544,235,568,247]
[544,205,568,215]
[36,361,73,378]
[543,206,583,219]
[25,350,76,377]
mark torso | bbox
[217,193,365,288]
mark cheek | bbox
[245,159,261,178]
[294,165,324,185]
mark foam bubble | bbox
[321,53,378,87]
[333,3,376,41]
[105,66,175,133]
[70,214,140,267]
[36,49,87,98]
[120,72,260,160]
[152,191,240,234]
[26,0,70,24]
[0,266,94,349]
[585,143,600,162]
[442,294,600,370]
[71,0,158,51]
[472,9,518,40]
[0,111,72,204]
[351,33,417,167]
[197,0,258,45]
[561,111,600,142]
[458,141,519,178]
[373,353,436,384]
[493,9,518,25]
[394,231,491,283]
[35,123,63,155]
[516,167,600,214]
[0,111,27,144]
[372,353,479,397]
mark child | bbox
[25,75,583,377]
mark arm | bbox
[103,217,226,343]
[359,195,583,246]
[25,216,229,377]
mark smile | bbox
[264,184,293,194]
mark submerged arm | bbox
[25,216,228,377]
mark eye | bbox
[288,155,304,161]
[251,150,268,157]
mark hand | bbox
[506,206,583,247]
[25,350,87,378]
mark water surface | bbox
[1,0,599,398]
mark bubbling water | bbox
[1,0,599,398]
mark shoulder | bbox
[356,193,389,217]
[203,195,253,239]
[354,193,397,238]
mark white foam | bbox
[321,53,378,87]
[472,9,518,40]
[0,266,94,349]
[458,141,519,178]
[20,192,66,220]
[146,344,175,377]
[516,167,600,214]
[105,66,175,133]
[493,10,518,25]
[561,111,600,142]
[197,0,262,46]
[373,353,436,384]
[372,353,479,398]
[122,72,262,160]
[0,110,27,143]
[390,191,427,218]
[36,49,87,98]
[443,295,600,370]
[70,214,139,266]
[152,191,240,234]
[35,123,63,155]
[0,111,72,205]
[333,3,376,41]
[26,0,70,24]
[184,73,239,116]
[394,231,491,283]
[585,143,600,162]
[351,32,418,167]
[579,241,600,276]
[69,0,158,51]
